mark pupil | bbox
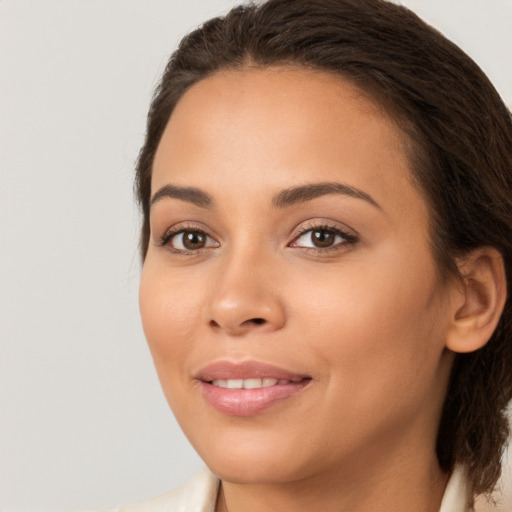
[312,229,334,247]
[183,231,205,249]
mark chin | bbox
[206,458,303,486]
[191,428,313,485]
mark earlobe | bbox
[446,247,507,354]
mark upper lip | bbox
[195,360,310,382]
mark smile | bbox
[211,378,296,389]
[196,361,311,416]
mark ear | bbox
[446,247,507,354]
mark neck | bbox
[216,438,450,512]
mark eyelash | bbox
[157,222,358,255]
[290,223,358,253]
[157,223,218,255]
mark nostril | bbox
[208,318,265,328]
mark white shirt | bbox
[106,465,470,512]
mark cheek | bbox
[289,251,447,401]
[139,259,204,370]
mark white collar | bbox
[439,465,470,512]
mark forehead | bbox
[152,66,428,228]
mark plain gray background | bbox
[1,1,511,511]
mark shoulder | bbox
[103,467,219,512]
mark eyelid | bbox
[288,220,358,250]
[156,222,220,252]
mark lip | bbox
[195,360,311,416]
[195,360,309,382]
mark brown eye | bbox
[311,229,336,247]
[166,229,219,252]
[290,225,357,250]
[181,231,206,250]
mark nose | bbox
[204,249,286,337]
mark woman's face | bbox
[140,67,456,484]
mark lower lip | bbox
[199,380,310,416]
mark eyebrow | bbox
[150,181,380,210]
[272,182,381,209]
[151,184,213,208]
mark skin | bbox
[139,67,464,512]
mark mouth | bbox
[195,360,311,416]
[210,377,303,389]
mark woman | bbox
[119,0,512,510]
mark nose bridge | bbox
[205,237,286,335]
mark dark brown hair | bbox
[135,0,512,498]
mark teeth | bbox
[227,379,243,389]
[211,378,285,389]
[243,378,263,389]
